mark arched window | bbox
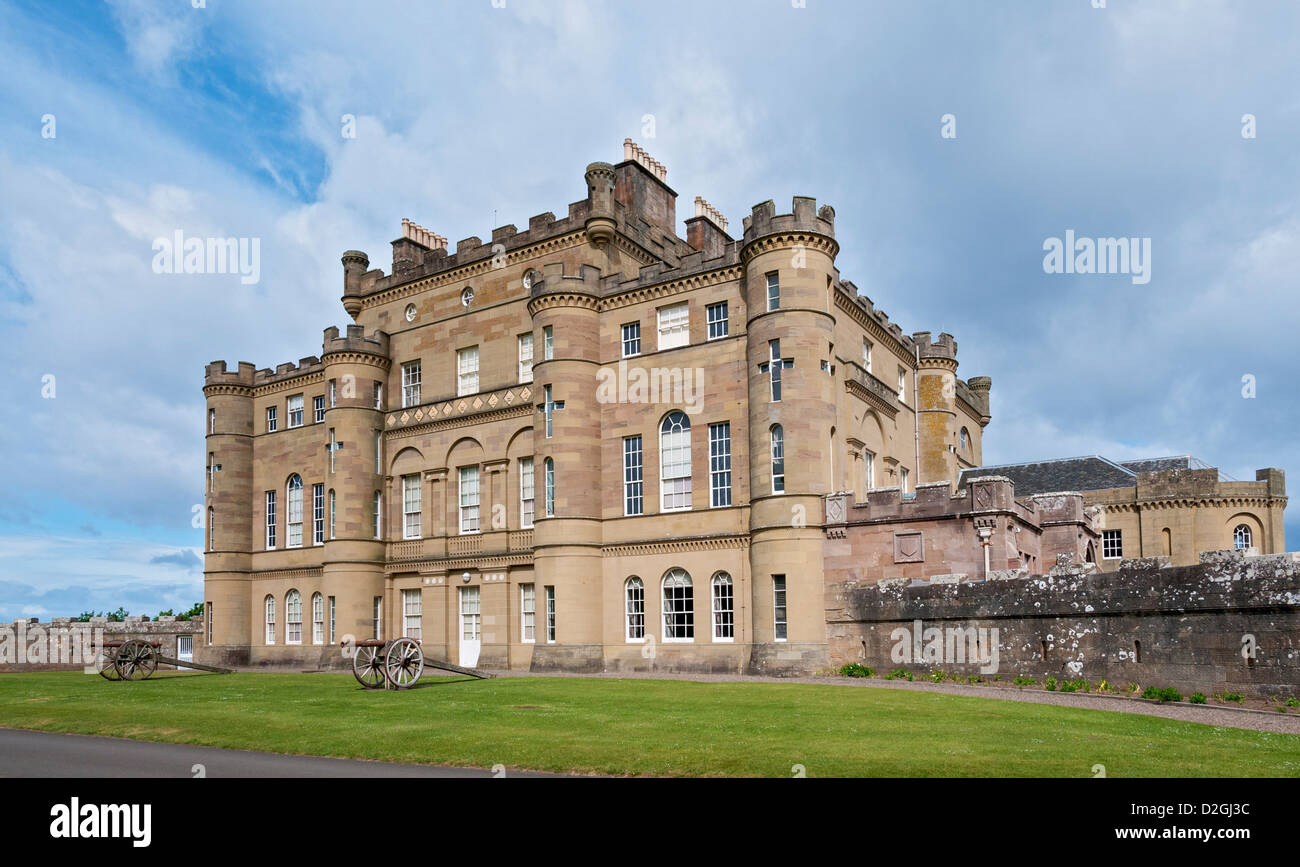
[770,425,785,493]
[264,595,275,644]
[312,592,324,644]
[662,569,694,641]
[1234,524,1253,550]
[286,474,304,548]
[711,572,734,641]
[660,411,692,511]
[625,577,645,641]
[285,590,302,644]
[960,428,969,451]
[544,458,555,516]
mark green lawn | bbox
[1,671,1297,777]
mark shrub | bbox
[839,663,873,678]
[928,670,946,684]
[1189,693,1206,704]
[884,667,911,681]
[1142,686,1182,702]
[1286,698,1299,709]
[1013,676,1037,689]
[1044,677,1058,691]
[1060,679,1089,693]
[1216,692,1245,704]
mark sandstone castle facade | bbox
[201,141,1284,677]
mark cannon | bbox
[96,639,234,681]
[351,637,493,689]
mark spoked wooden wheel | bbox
[352,644,387,689]
[96,645,123,681]
[384,638,424,689]
[116,640,157,681]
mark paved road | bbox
[0,729,563,778]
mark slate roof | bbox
[958,456,1137,495]
[959,454,1228,494]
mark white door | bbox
[177,635,193,670]
[459,586,481,667]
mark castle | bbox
[200,140,1285,680]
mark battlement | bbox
[741,196,836,244]
[529,262,604,299]
[204,360,257,388]
[254,355,324,386]
[912,331,957,361]
[322,324,390,358]
[835,280,911,349]
[831,477,1036,524]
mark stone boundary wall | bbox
[826,551,1300,699]
[0,616,204,673]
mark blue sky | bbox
[1,0,1296,619]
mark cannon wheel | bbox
[384,638,424,689]
[96,644,123,681]
[352,644,387,689]
[116,640,157,681]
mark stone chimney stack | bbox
[685,195,731,258]
[614,138,677,238]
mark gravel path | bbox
[477,668,1300,735]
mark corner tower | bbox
[741,197,839,675]
[202,360,256,666]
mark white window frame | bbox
[401,361,421,408]
[1233,524,1253,551]
[312,592,324,645]
[265,490,276,549]
[329,380,337,408]
[288,394,304,429]
[544,458,555,517]
[373,596,383,641]
[285,590,302,645]
[375,431,382,474]
[374,491,382,540]
[1102,529,1123,559]
[457,346,479,397]
[266,406,277,432]
[520,457,535,529]
[459,465,481,534]
[900,467,910,495]
[544,586,556,643]
[313,395,325,423]
[662,569,694,642]
[329,489,336,540]
[771,426,785,494]
[625,576,645,642]
[623,436,643,516]
[862,339,872,374]
[312,483,324,545]
[622,322,641,358]
[208,408,216,434]
[657,302,689,351]
[520,583,536,643]
[709,422,731,508]
[898,367,907,403]
[773,575,788,641]
[518,333,534,383]
[864,449,876,490]
[403,474,422,539]
[374,381,383,410]
[328,596,336,644]
[264,595,275,644]
[659,411,692,512]
[711,572,734,642]
[766,272,780,311]
[706,301,728,340]
[287,475,303,548]
[402,588,422,639]
[543,325,554,360]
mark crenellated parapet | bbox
[321,324,390,363]
[740,197,837,263]
[203,360,257,394]
[526,262,602,314]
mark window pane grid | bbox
[706,302,728,339]
[662,570,694,640]
[709,422,731,507]
[712,573,734,639]
[660,412,692,511]
[521,584,535,642]
[312,483,324,544]
[403,474,422,538]
[624,436,643,516]
[403,589,422,639]
[402,361,421,407]
[625,577,645,640]
[657,302,689,350]
[520,458,535,529]
[518,334,534,383]
[622,322,641,357]
[459,466,480,533]
[457,346,479,397]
